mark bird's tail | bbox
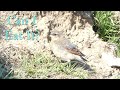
[81,56,87,61]
[78,51,88,61]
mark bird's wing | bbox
[65,45,87,61]
[62,39,85,57]
[65,46,85,56]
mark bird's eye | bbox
[53,34,57,36]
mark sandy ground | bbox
[0,11,120,79]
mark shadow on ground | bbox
[0,53,14,79]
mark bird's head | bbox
[50,30,63,41]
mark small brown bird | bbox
[49,30,87,64]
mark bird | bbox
[49,30,87,64]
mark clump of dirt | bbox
[0,11,120,79]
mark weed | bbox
[94,11,120,57]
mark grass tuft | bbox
[13,53,89,79]
[94,11,120,57]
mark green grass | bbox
[13,53,89,79]
[3,11,120,79]
[94,11,120,57]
